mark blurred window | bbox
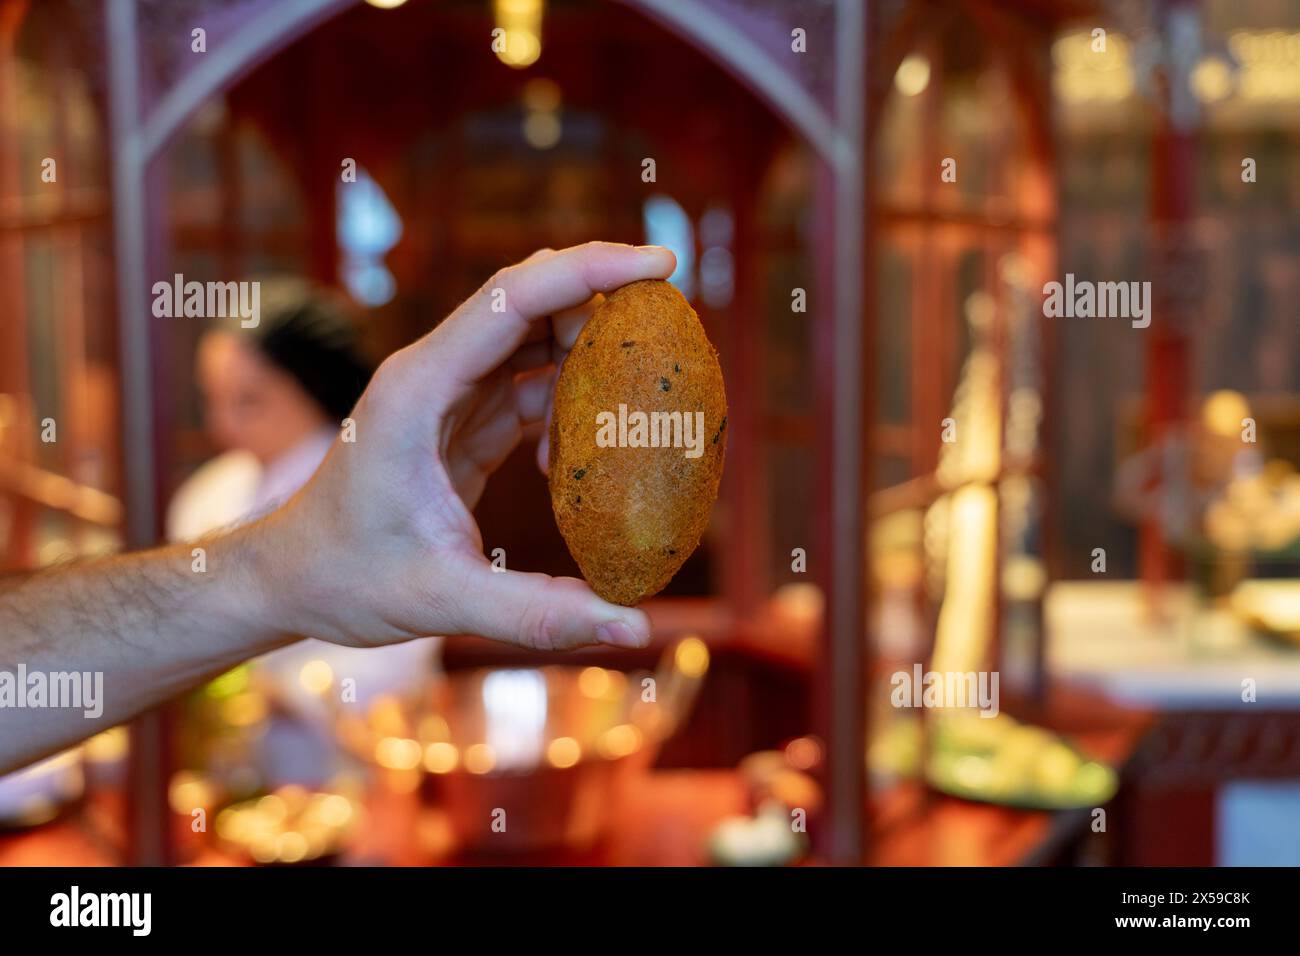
[337,167,401,308]
[642,194,695,300]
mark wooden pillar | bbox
[0,1,34,571]
[1140,0,1199,606]
[107,0,175,866]
[812,0,869,865]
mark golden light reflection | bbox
[784,736,822,771]
[168,771,214,815]
[597,723,642,760]
[578,666,611,698]
[258,792,290,823]
[521,76,561,148]
[1230,31,1300,101]
[674,636,709,678]
[298,659,334,696]
[464,743,497,774]
[83,726,129,763]
[1191,55,1234,103]
[374,736,422,770]
[494,0,544,69]
[1202,389,1250,438]
[1052,31,1135,103]
[277,831,308,864]
[216,788,359,864]
[317,794,354,827]
[547,736,581,768]
[418,714,451,744]
[522,77,560,112]
[894,53,931,97]
[423,741,459,774]
[523,111,560,149]
[368,695,408,737]
[221,691,267,727]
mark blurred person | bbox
[0,242,671,774]
[168,277,371,541]
[167,278,434,787]
[1113,390,1265,549]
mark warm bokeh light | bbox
[894,53,931,97]
[546,736,581,768]
[1202,390,1250,438]
[523,111,561,149]
[464,743,497,774]
[674,636,709,678]
[368,695,408,737]
[298,659,334,695]
[1191,55,1234,104]
[1052,31,1135,103]
[418,714,451,744]
[522,77,560,112]
[167,771,214,814]
[374,736,422,770]
[316,794,354,827]
[216,789,358,864]
[578,666,611,698]
[423,741,459,774]
[784,736,822,771]
[772,582,824,624]
[82,727,129,763]
[597,723,642,759]
[494,0,544,69]
[1229,30,1300,101]
[221,691,268,727]
[277,831,308,863]
[258,793,289,823]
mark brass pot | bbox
[333,637,709,854]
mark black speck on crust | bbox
[573,468,586,480]
[673,363,681,373]
[660,377,671,392]
[620,340,635,348]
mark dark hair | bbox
[241,277,374,422]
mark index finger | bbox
[429,241,675,387]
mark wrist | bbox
[207,517,302,654]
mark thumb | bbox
[428,242,675,389]
[455,564,650,651]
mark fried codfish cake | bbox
[549,279,727,606]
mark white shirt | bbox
[167,428,440,734]
[166,426,338,543]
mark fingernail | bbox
[597,620,645,648]
[635,245,668,254]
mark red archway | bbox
[105,0,870,865]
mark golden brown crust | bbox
[549,279,728,606]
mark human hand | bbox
[249,242,677,651]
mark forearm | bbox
[0,524,292,773]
